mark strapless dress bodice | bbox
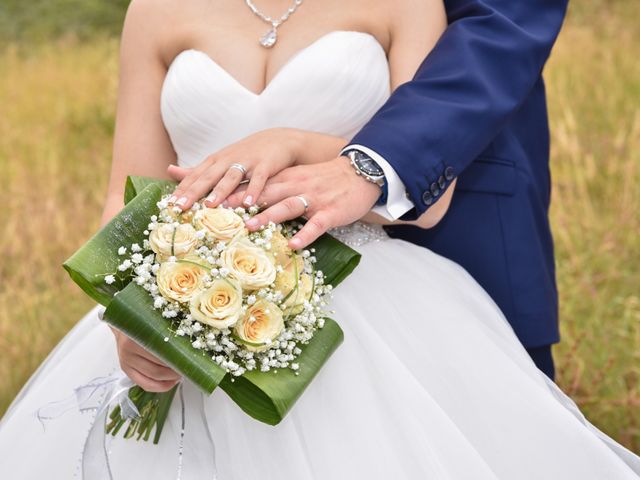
[160,31,390,168]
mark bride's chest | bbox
[160,31,390,166]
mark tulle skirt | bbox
[1,235,639,479]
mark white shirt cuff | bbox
[342,144,414,220]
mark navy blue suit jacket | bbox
[351,0,569,348]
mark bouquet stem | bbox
[106,385,178,444]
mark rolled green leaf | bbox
[124,176,176,205]
[63,183,164,305]
[104,282,226,394]
[219,318,343,425]
[311,234,361,288]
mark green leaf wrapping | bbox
[124,176,176,205]
[311,233,361,288]
[65,176,361,425]
[219,318,343,424]
[63,183,165,306]
[104,282,227,394]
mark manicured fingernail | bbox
[206,193,217,204]
[168,195,177,204]
[176,196,188,206]
[246,218,259,228]
[289,238,302,249]
[243,195,253,206]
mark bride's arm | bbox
[101,0,176,227]
[103,0,181,393]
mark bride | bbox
[1,0,639,478]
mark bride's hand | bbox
[167,128,345,211]
[111,328,181,392]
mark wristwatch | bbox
[344,149,386,188]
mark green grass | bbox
[0,0,638,454]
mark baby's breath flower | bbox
[118,260,132,271]
[154,296,167,309]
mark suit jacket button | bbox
[430,182,440,197]
[422,191,433,206]
[444,166,455,181]
[438,176,446,189]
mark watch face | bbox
[355,153,384,177]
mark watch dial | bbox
[356,155,384,177]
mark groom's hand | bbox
[236,156,381,249]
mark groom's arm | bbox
[350,0,569,220]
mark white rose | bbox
[156,258,207,303]
[220,239,276,290]
[194,207,246,242]
[149,223,198,259]
[235,300,284,352]
[190,279,243,329]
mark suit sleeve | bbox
[348,0,569,218]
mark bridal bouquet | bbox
[64,177,360,443]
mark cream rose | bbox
[270,230,293,265]
[234,300,284,352]
[273,255,303,294]
[281,273,314,315]
[194,207,246,242]
[156,258,207,303]
[274,255,310,313]
[189,279,243,329]
[220,239,276,290]
[149,223,198,259]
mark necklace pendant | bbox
[259,28,277,48]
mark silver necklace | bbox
[244,0,305,48]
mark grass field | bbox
[1,2,639,453]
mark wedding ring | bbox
[229,163,247,177]
[295,195,309,213]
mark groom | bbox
[252,0,569,379]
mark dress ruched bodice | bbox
[160,31,390,168]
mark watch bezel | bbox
[347,150,385,181]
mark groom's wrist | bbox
[341,144,414,220]
[336,155,383,207]
[343,149,386,202]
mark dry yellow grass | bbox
[0,6,638,453]
[547,11,640,451]
[0,40,117,402]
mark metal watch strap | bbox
[345,149,386,187]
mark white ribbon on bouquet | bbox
[36,372,218,479]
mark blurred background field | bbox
[0,0,638,453]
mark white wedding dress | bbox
[1,31,639,479]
